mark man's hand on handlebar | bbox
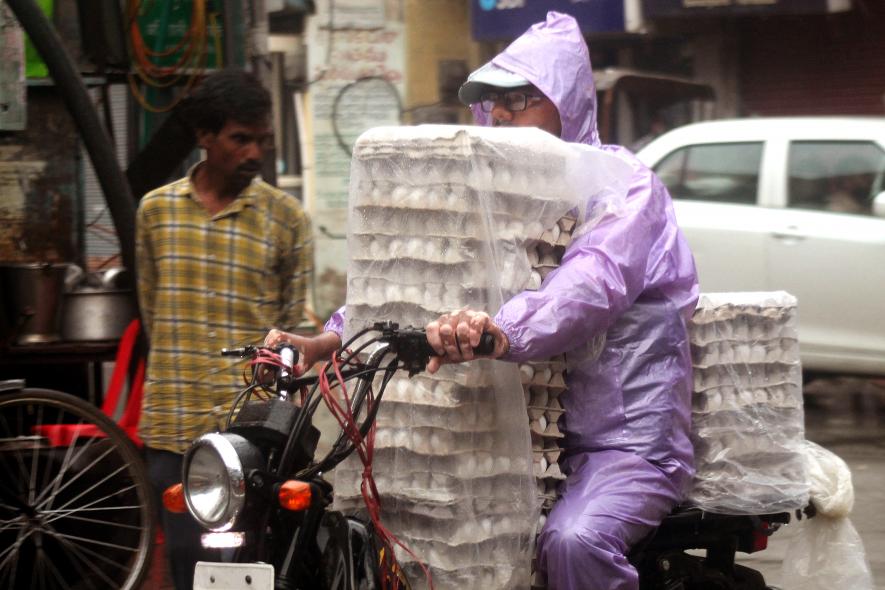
[425,309,509,374]
[263,329,342,373]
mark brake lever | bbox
[220,345,258,358]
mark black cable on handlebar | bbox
[277,331,383,476]
[299,356,399,478]
[277,324,495,478]
[225,382,261,429]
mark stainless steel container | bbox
[1,263,69,345]
[60,288,137,342]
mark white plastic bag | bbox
[780,517,873,590]
[803,440,854,517]
[779,441,874,590]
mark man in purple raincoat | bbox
[424,12,699,590]
[266,11,698,589]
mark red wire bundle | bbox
[318,352,433,590]
[247,350,307,404]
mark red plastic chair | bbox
[35,318,146,447]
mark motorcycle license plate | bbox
[193,562,273,590]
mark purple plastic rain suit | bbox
[477,12,699,590]
[324,12,698,589]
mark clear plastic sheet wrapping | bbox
[334,125,632,589]
[687,291,810,514]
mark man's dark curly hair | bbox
[179,69,271,133]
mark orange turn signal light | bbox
[278,480,312,511]
[163,483,187,513]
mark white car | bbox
[636,117,885,376]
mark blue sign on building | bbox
[642,0,841,17]
[471,0,626,41]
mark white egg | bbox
[391,185,409,205]
[408,188,426,208]
[528,270,542,290]
[519,364,535,382]
[707,390,722,411]
[388,238,403,256]
[405,238,422,258]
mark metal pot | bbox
[61,288,137,342]
[1,263,69,345]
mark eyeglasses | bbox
[478,91,544,113]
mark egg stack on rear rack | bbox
[687,291,809,514]
[335,124,631,589]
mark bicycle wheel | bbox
[0,388,154,590]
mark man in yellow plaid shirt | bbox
[135,69,313,589]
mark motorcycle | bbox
[164,321,810,590]
[628,501,814,590]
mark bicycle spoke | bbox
[37,460,133,517]
[34,434,106,510]
[44,509,147,533]
[44,501,143,515]
[0,498,25,513]
[0,514,25,534]
[38,409,88,511]
[50,539,134,575]
[40,480,141,525]
[0,413,33,501]
[0,524,33,587]
[27,402,48,505]
[43,526,144,554]
[40,524,118,589]
[33,441,124,513]
[42,525,138,572]
[35,546,73,590]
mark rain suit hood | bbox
[467,11,600,146]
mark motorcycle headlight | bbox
[183,433,261,532]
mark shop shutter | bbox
[738,5,885,116]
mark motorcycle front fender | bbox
[315,511,381,590]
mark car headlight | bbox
[183,432,261,532]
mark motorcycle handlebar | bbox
[374,323,496,375]
[219,324,495,376]
[415,331,496,357]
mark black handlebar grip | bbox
[474,333,496,356]
[421,333,497,356]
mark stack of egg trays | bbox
[335,129,582,589]
[687,292,809,514]
[522,216,576,590]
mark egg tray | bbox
[690,337,800,368]
[390,532,534,572]
[352,179,572,226]
[336,491,532,522]
[336,445,531,479]
[692,361,802,392]
[346,278,496,312]
[334,467,534,505]
[374,398,498,431]
[691,383,803,414]
[401,563,526,590]
[691,291,798,326]
[375,373,495,407]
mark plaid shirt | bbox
[135,169,313,453]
